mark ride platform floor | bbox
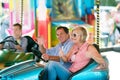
[101,51,120,80]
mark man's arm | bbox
[37,36,46,54]
[42,54,60,62]
[39,44,46,54]
[0,44,3,50]
[49,55,60,61]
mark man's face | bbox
[12,26,22,39]
[56,28,69,43]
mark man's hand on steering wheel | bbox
[0,44,3,50]
[15,45,23,51]
[0,39,20,51]
[41,54,50,61]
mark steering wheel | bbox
[31,45,48,62]
[0,36,19,51]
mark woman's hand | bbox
[59,48,64,57]
[59,48,68,62]
[95,62,108,70]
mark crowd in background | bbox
[100,3,120,47]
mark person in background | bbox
[0,23,28,52]
[112,3,120,33]
[100,10,115,47]
[111,2,120,44]
[0,18,9,42]
[47,26,107,80]
[37,26,73,80]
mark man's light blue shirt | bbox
[46,39,73,68]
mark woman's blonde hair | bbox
[72,26,88,42]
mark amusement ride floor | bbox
[101,51,120,80]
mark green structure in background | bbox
[100,0,117,6]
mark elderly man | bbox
[37,26,73,80]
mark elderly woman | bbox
[47,26,107,80]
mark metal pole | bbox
[96,0,100,45]
[21,0,23,26]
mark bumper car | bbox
[0,36,36,68]
[0,49,33,67]
[0,44,109,80]
[68,56,109,80]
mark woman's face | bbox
[70,30,81,44]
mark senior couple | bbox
[37,26,107,80]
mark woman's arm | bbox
[87,45,107,69]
